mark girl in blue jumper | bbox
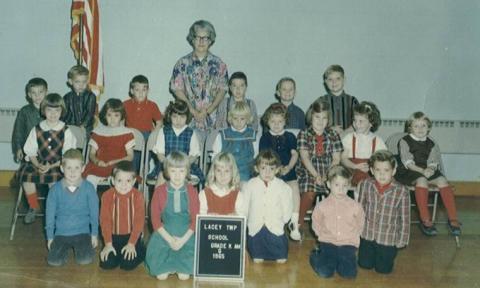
[212,101,257,183]
[152,100,204,186]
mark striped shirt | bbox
[100,187,145,245]
[358,178,410,248]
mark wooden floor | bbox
[1,187,479,288]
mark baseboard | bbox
[0,170,478,196]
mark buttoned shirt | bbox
[242,177,292,236]
[358,178,410,248]
[342,132,387,159]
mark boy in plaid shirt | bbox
[357,150,410,274]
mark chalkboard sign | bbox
[194,215,246,281]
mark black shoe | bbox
[419,222,437,236]
[447,220,462,236]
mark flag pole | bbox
[77,12,84,66]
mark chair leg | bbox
[432,191,439,223]
[10,186,24,241]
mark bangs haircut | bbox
[305,100,330,126]
[261,103,288,127]
[323,64,345,80]
[112,160,136,178]
[227,101,253,124]
[327,165,352,182]
[164,100,192,125]
[41,93,66,117]
[99,98,126,125]
[368,150,396,169]
[67,65,89,79]
[206,152,241,190]
[163,151,191,180]
[354,101,382,132]
[255,149,281,169]
[404,111,432,133]
[62,148,84,164]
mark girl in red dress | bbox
[83,99,135,188]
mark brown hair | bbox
[98,98,126,126]
[261,103,288,128]
[40,93,66,118]
[305,100,330,126]
[368,150,396,169]
[404,111,432,134]
[353,101,382,132]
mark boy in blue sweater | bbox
[45,148,99,266]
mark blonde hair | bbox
[163,151,191,181]
[206,152,241,190]
[62,149,84,165]
[327,165,352,182]
[404,111,432,134]
[227,101,253,125]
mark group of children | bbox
[11,63,461,280]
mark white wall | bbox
[1,0,479,179]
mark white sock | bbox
[291,213,299,229]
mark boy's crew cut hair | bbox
[112,160,136,178]
[67,65,89,79]
[129,74,149,90]
[62,148,84,164]
[323,64,345,81]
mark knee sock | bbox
[439,186,458,221]
[414,186,430,223]
[299,192,316,226]
[26,193,39,209]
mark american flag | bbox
[70,0,104,98]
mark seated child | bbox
[18,93,77,224]
[259,103,301,240]
[358,150,410,274]
[214,71,259,131]
[395,111,461,236]
[212,101,257,182]
[124,75,163,171]
[297,100,343,229]
[275,77,305,130]
[310,165,364,279]
[83,98,135,188]
[199,152,244,215]
[243,150,293,264]
[150,100,203,185]
[12,77,48,163]
[341,101,386,186]
[100,161,145,270]
[145,151,199,281]
[63,65,97,136]
[317,65,359,135]
[45,148,99,266]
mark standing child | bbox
[259,103,301,240]
[18,93,77,224]
[214,71,259,131]
[317,65,359,134]
[358,150,410,274]
[82,99,135,188]
[145,151,199,281]
[199,152,244,215]
[12,77,48,163]
[296,100,343,229]
[45,149,98,266]
[63,65,97,136]
[395,112,461,236]
[100,161,145,270]
[124,75,163,172]
[150,100,203,185]
[243,150,292,263]
[212,101,257,182]
[341,101,386,186]
[310,165,364,279]
[275,77,305,130]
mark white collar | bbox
[269,130,285,136]
[231,126,247,133]
[39,120,65,131]
[93,124,131,136]
[172,125,188,135]
[409,133,427,141]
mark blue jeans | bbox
[310,242,357,278]
[47,234,94,266]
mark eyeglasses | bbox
[194,35,210,42]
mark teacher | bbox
[170,20,229,137]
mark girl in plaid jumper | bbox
[296,100,343,228]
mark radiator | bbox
[1,107,479,154]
